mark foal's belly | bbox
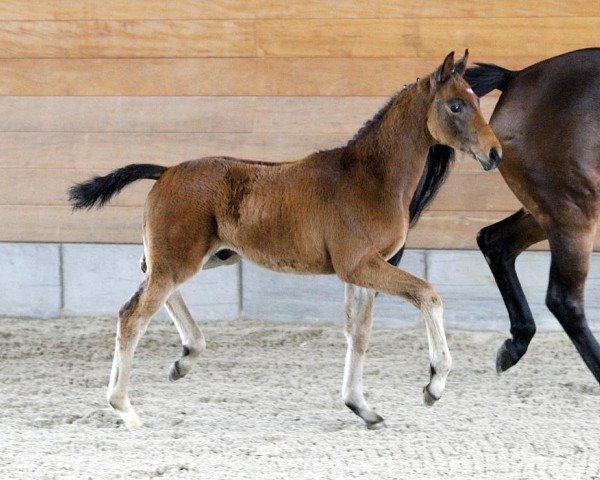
[219,222,334,274]
[230,244,335,275]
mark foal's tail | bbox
[68,163,167,210]
[464,63,517,97]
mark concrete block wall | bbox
[2,243,600,332]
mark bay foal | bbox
[70,51,501,428]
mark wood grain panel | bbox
[406,212,556,250]
[0,205,144,244]
[252,96,496,133]
[0,57,527,96]
[0,1,595,20]
[0,132,350,169]
[0,132,488,175]
[0,95,496,133]
[8,205,595,250]
[0,20,255,58]
[1,18,597,59]
[257,18,600,58]
[1,169,153,207]
[0,97,257,132]
[0,1,257,20]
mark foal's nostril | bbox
[489,147,502,165]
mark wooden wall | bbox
[2,1,599,248]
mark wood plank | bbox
[252,1,600,19]
[0,139,493,178]
[429,172,521,212]
[0,1,257,21]
[0,97,256,132]
[0,169,519,211]
[1,169,152,207]
[0,205,144,243]
[0,17,597,59]
[0,1,595,20]
[0,132,351,169]
[257,18,600,58]
[252,96,496,134]
[406,212,556,250]
[3,206,590,250]
[0,57,527,96]
[0,131,491,177]
[0,95,496,134]
[0,20,255,58]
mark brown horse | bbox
[69,51,501,429]
[464,48,600,382]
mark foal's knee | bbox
[416,286,443,312]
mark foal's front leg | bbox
[339,254,452,404]
[342,284,384,429]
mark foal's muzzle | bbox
[476,147,502,171]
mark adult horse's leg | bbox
[340,255,452,404]
[107,272,175,427]
[164,289,206,382]
[546,228,600,382]
[477,208,547,372]
[342,284,384,429]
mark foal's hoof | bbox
[118,410,144,429]
[496,339,517,374]
[365,414,386,430]
[423,386,439,407]
[168,360,187,382]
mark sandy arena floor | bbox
[0,316,599,479]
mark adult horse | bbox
[69,51,501,429]
[464,48,600,382]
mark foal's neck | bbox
[345,81,434,194]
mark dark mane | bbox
[347,86,411,145]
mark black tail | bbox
[68,163,167,210]
[387,144,455,267]
[464,62,517,97]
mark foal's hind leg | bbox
[477,209,547,373]
[107,274,174,427]
[546,228,600,382]
[141,255,207,381]
[339,254,452,404]
[165,289,206,382]
[342,284,384,429]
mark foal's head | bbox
[427,50,502,170]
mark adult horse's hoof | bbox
[496,339,517,374]
[422,385,439,407]
[168,360,187,382]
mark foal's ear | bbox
[453,49,469,76]
[433,51,455,86]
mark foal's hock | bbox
[69,51,500,429]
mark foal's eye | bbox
[450,104,462,113]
